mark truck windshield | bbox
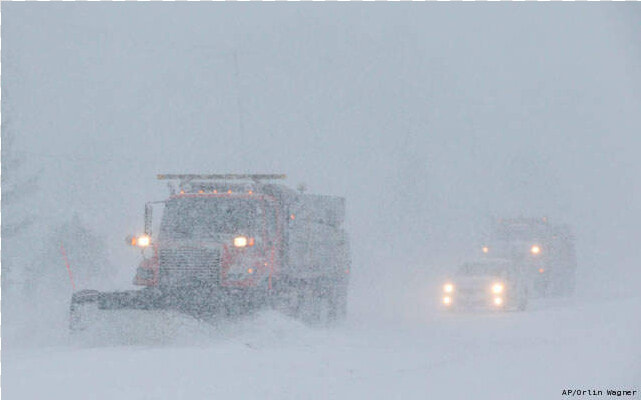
[457,263,507,277]
[160,198,263,239]
[493,224,543,242]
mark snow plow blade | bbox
[69,286,240,332]
[69,289,162,331]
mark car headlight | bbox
[493,297,503,306]
[530,245,541,255]
[443,283,454,293]
[443,296,452,305]
[491,283,504,294]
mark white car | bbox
[442,259,528,311]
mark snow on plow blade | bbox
[68,288,225,345]
[69,286,249,334]
[69,289,160,332]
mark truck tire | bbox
[292,280,331,326]
[312,278,348,325]
[275,277,347,326]
[271,279,301,318]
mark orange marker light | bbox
[539,268,545,274]
[227,190,232,194]
[248,237,255,246]
[248,190,253,195]
[290,214,296,220]
[213,190,218,194]
[247,268,254,274]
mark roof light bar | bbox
[157,174,286,182]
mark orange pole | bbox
[60,243,76,291]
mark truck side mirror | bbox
[144,204,152,236]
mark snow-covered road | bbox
[4,297,640,400]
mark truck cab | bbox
[481,218,577,297]
[134,187,282,290]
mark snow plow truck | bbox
[481,217,577,297]
[70,174,350,330]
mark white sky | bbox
[3,4,641,295]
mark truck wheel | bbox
[289,279,345,326]
[314,280,347,326]
[274,287,301,318]
[295,282,331,325]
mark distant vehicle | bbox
[442,259,528,311]
[70,174,351,331]
[481,218,577,297]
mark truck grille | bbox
[159,247,221,286]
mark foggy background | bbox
[3,3,641,336]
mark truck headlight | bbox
[233,236,248,247]
[443,283,454,293]
[491,283,504,294]
[443,296,452,305]
[137,235,151,247]
[493,297,503,306]
[530,245,541,255]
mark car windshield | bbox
[457,263,507,277]
[160,198,264,239]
